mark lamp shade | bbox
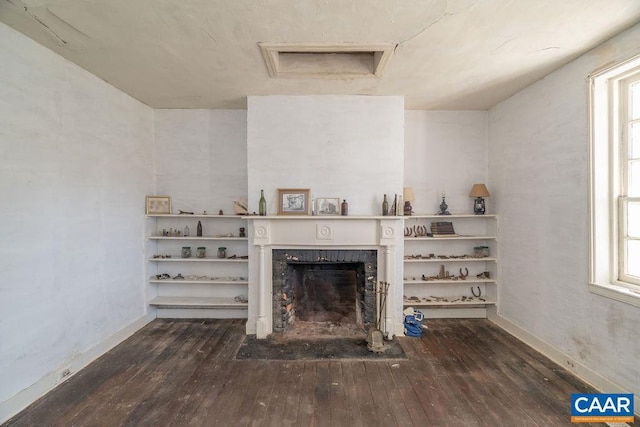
[469,184,490,198]
[403,187,415,202]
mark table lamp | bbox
[469,184,490,215]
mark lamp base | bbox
[473,197,485,215]
[404,201,413,216]
[438,196,450,215]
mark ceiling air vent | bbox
[258,43,395,79]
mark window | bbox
[589,55,640,306]
[620,78,640,285]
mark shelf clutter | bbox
[146,213,249,317]
[404,295,496,306]
[403,214,498,317]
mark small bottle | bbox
[197,220,202,237]
[341,199,348,216]
[259,190,267,216]
[183,225,190,237]
[382,194,389,216]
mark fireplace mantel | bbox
[246,216,404,338]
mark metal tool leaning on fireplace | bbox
[367,281,391,353]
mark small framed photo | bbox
[146,196,172,215]
[277,188,311,215]
[315,197,340,216]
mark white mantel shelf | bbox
[245,216,404,338]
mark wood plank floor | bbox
[4,319,629,427]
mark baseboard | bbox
[0,313,153,424]
[490,314,640,416]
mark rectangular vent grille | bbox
[258,43,395,79]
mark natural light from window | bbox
[626,82,640,278]
[589,54,640,306]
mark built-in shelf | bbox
[407,214,498,219]
[248,215,402,220]
[148,236,247,241]
[149,296,248,309]
[148,279,249,285]
[404,257,497,263]
[403,299,496,307]
[148,258,248,262]
[147,214,248,219]
[404,279,496,284]
[402,214,498,316]
[404,236,498,241]
[146,214,249,318]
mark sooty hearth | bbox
[272,250,377,336]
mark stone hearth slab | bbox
[234,336,407,360]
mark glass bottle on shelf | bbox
[341,200,348,216]
[183,225,190,237]
[259,190,267,216]
[197,220,202,236]
[382,194,389,216]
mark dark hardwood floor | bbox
[4,318,628,426]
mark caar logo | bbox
[571,393,634,423]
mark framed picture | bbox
[146,196,172,214]
[315,197,340,216]
[277,188,311,215]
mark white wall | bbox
[488,23,640,399]
[6,10,639,420]
[154,109,248,214]
[404,111,488,214]
[247,96,404,215]
[0,22,154,420]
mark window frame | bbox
[588,54,640,307]
[619,75,640,286]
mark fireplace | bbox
[272,250,377,336]
[246,217,403,338]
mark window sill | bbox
[589,282,640,308]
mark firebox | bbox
[272,249,377,336]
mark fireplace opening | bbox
[272,250,377,338]
[293,265,360,323]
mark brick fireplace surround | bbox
[246,217,404,338]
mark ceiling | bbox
[2,0,640,110]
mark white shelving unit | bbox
[403,214,498,319]
[145,214,249,318]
